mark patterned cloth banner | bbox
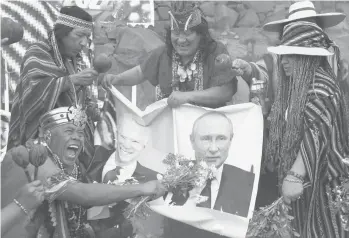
[1,0,61,80]
[93,85,264,237]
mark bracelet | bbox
[287,171,305,183]
[13,199,30,216]
[284,178,303,184]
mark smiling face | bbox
[191,113,233,168]
[116,116,149,166]
[48,123,84,167]
[171,28,201,59]
[280,55,296,77]
[59,28,91,58]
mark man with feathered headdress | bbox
[99,1,237,109]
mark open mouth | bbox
[66,145,79,158]
[119,146,134,155]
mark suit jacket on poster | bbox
[164,164,255,238]
[94,162,158,238]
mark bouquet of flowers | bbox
[123,153,217,220]
[246,197,300,238]
[329,177,349,231]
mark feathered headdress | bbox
[168,1,203,31]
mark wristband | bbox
[287,171,305,183]
[284,178,303,184]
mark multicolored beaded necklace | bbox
[156,50,204,101]
[51,153,86,237]
[171,50,204,92]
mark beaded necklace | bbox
[171,50,204,92]
[50,153,86,237]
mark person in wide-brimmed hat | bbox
[266,20,349,238]
[233,1,346,115]
[263,0,345,32]
[231,0,347,209]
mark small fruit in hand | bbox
[93,53,112,73]
[214,54,232,71]
[12,145,30,168]
[11,145,32,182]
[29,144,48,167]
[1,17,24,45]
[212,54,236,81]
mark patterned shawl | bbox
[7,32,95,163]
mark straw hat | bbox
[267,21,334,56]
[263,1,345,32]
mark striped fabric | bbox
[281,21,332,49]
[1,1,60,82]
[290,67,349,238]
[7,31,95,169]
[249,56,349,236]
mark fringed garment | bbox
[25,159,92,238]
[290,67,349,238]
[249,54,349,237]
[7,32,95,168]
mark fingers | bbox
[232,59,242,68]
[90,69,99,76]
[1,38,9,45]
[105,74,113,88]
[29,180,42,186]
[283,196,291,205]
[167,96,180,108]
[84,68,98,74]
[231,68,242,76]
[167,97,175,108]
[99,74,112,89]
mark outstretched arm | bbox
[57,181,164,206]
[39,158,166,207]
[187,81,235,107]
[105,65,145,87]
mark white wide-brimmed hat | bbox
[267,21,334,56]
[263,1,346,32]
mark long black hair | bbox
[165,17,217,61]
[54,6,92,41]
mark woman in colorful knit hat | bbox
[266,21,349,237]
[101,1,237,109]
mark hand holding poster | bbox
[91,86,263,238]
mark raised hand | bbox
[282,175,304,204]
[167,91,191,108]
[70,68,99,86]
[15,180,45,212]
[141,180,167,200]
[232,58,252,77]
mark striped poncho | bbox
[7,32,95,167]
[291,67,349,238]
[249,55,349,237]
